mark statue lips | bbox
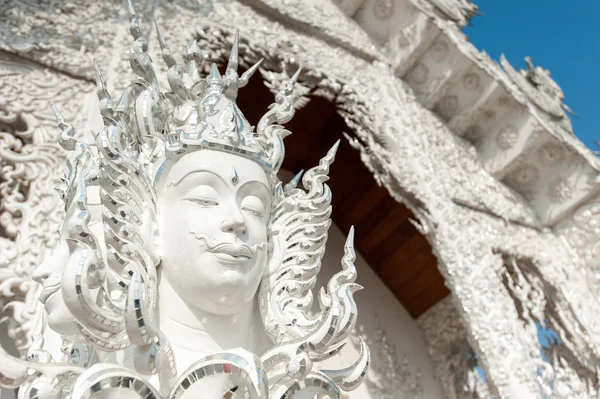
[210,242,254,265]
[39,283,60,306]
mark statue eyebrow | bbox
[237,180,270,197]
[168,169,226,187]
[169,170,269,194]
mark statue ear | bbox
[140,208,160,266]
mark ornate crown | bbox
[100,3,299,186]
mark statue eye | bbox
[187,198,219,207]
[241,196,265,218]
[184,185,220,207]
[242,206,264,218]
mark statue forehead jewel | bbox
[230,167,240,186]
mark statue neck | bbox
[157,269,263,370]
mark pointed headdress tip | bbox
[126,0,136,16]
[254,58,264,69]
[291,66,302,83]
[154,18,166,45]
[288,169,304,187]
[209,63,221,80]
[226,32,240,75]
[348,225,355,241]
[93,60,106,82]
[328,139,341,157]
[353,283,364,293]
[281,130,292,139]
[50,102,63,121]
[239,58,263,88]
[117,88,129,109]
[344,226,356,249]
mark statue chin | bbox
[46,292,80,339]
[160,250,267,316]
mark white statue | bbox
[0,2,369,398]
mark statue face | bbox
[159,150,271,315]
[32,239,79,338]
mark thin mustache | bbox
[189,232,265,256]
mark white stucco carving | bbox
[1,0,600,398]
[0,3,370,397]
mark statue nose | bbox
[32,263,53,284]
[220,216,247,235]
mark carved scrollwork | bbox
[407,63,429,85]
[430,40,450,63]
[547,178,574,204]
[0,53,93,352]
[537,143,566,167]
[495,125,519,150]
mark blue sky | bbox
[463,0,599,152]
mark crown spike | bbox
[291,67,302,83]
[284,169,304,193]
[116,89,130,113]
[239,58,263,88]
[328,139,340,158]
[93,60,108,94]
[93,60,113,116]
[51,102,65,125]
[280,130,292,139]
[185,39,202,62]
[208,63,221,81]
[126,0,143,42]
[226,30,240,76]
[126,0,136,17]
[346,226,355,251]
[51,103,79,152]
[187,59,200,85]
[155,20,188,100]
[126,1,160,93]
[154,19,175,68]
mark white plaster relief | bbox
[0,52,93,353]
[1,1,600,399]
